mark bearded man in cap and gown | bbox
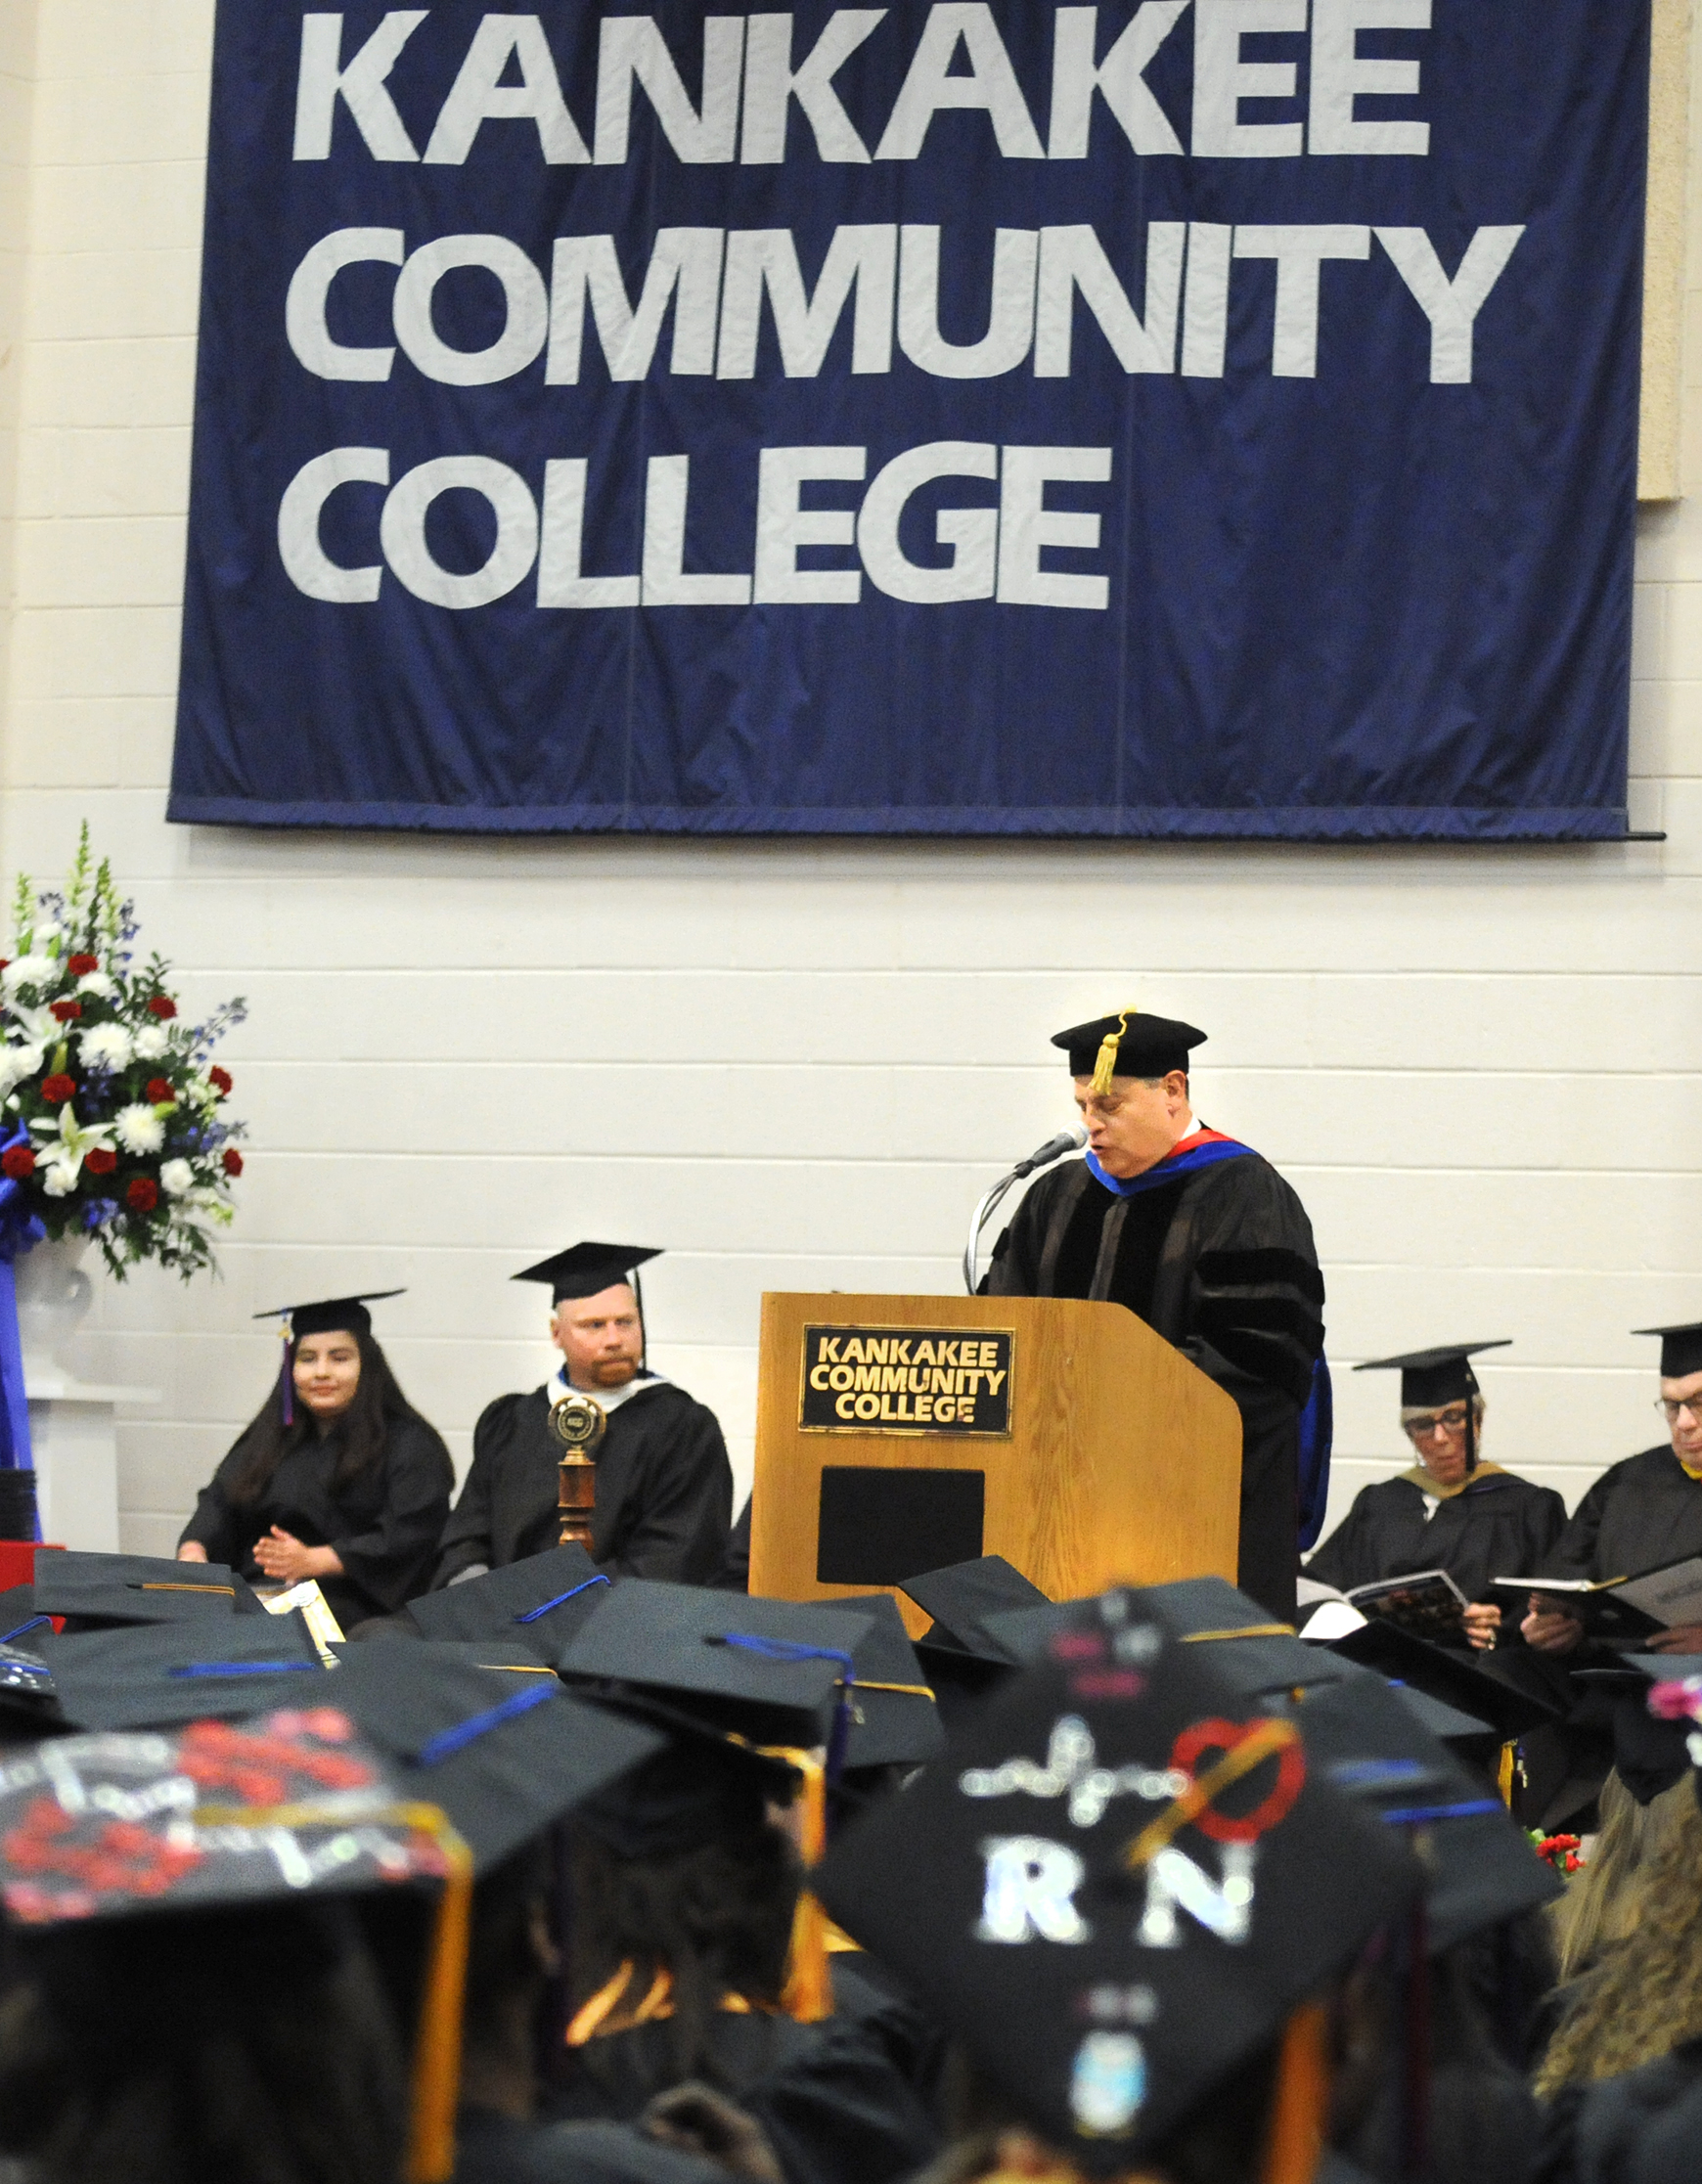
[982,1008,1325,1622]
[1524,1319,1702,1661]
[1305,1341,1565,1650]
[431,1243,733,1588]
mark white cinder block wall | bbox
[2,0,1701,1560]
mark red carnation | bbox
[209,1066,233,1096]
[0,1146,34,1181]
[126,1178,158,1212]
[84,1148,117,1176]
[146,996,177,1019]
[49,1000,81,1023]
[39,1074,74,1105]
[221,1147,244,1178]
[145,1078,175,1104]
[67,955,98,978]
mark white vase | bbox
[16,1236,94,1377]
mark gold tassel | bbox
[760,1747,834,2023]
[1090,1008,1137,1095]
[1260,2001,1330,2184]
[1497,1741,1516,1808]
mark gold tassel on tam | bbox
[1260,2001,1331,2184]
[759,1746,834,2022]
[1090,1008,1138,1095]
[1498,1741,1517,1808]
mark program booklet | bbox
[1492,1556,1702,1641]
[1340,1569,1469,1642]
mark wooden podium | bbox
[748,1293,1241,1623]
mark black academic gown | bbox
[1306,1468,1567,1605]
[454,2109,731,2183]
[1543,1446,1702,1583]
[985,1150,1324,1621]
[1538,2037,1702,2184]
[546,2013,939,2184]
[432,1380,733,1588]
[179,1414,454,1629]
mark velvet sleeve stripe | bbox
[1194,1247,1326,1302]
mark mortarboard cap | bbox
[514,1244,660,1306]
[325,1644,662,1877]
[1052,1008,1207,1090]
[0,1643,59,1736]
[35,1610,328,1732]
[899,1557,1052,1731]
[30,1549,263,1631]
[815,1589,1420,2171]
[557,1580,873,1754]
[1634,1320,1702,1381]
[405,1545,612,1661]
[252,1290,403,1341]
[1354,1342,1510,1409]
[0,1582,51,1650]
[818,1593,944,1772]
[1291,1675,1562,1951]
[1316,1617,1559,1745]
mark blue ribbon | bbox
[1379,1800,1504,1826]
[165,1660,321,1679]
[417,1675,557,1765]
[0,1122,44,1497]
[1085,1137,1257,1200]
[514,1573,609,1624]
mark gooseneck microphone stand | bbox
[962,1129,1087,1294]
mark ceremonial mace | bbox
[550,1389,607,1549]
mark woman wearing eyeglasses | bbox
[1304,1342,1565,1653]
[1524,1320,1702,1659]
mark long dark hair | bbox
[230,1328,424,1503]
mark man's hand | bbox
[642,2084,784,2182]
[1522,1596,1585,1655]
[176,1541,209,1564]
[1461,1602,1501,1652]
[251,1527,341,1586]
[1643,1622,1702,1654]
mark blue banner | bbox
[169,1,1645,839]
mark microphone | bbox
[1011,1127,1088,1179]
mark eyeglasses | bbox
[1404,1405,1471,1440]
[1657,1398,1702,1424]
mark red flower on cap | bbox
[0,1146,34,1181]
[67,954,98,977]
[49,1001,81,1023]
[126,1177,158,1212]
[208,1066,233,1096]
[39,1074,75,1105]
[222,1147,244,1178]
[146,996,177,1019]
[145,1078,175,1104]
[84,1148,117,1176]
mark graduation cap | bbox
[898,1557,1052,1730]
[29,1549,263,1630]
[1317,1617,1559,1747]
[0,1582,52,1650]
[325,1644,663,1878]
[1052,1008,1207,1092]
[513,1243,661,1306]
[0,1642,59,1736]
[252,1290,404,1340]
[814,1588,1420,2173]
[1634,1320,1702,1381]
[817,1593,944,1772]
[0,1705,474,2182]
[1353,1342,1510,1411]
[404,1544,613,1661]
[35,1610,328,1731]
[1290,1675,1562,1953]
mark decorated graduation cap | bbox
[1634,1319,1702,1380]
[29,1549,263,1630]
[1052,1008,1208,1092]
[514,1242,661,1306]
[35,1609,327,1732]
[1290,1674,1561,1953]
[815,1588,1420,2174]
[404,1542,612,1661]
[0,1643,59,1737]
[1354,1341,1510,1410]
[253,1289,403,1425]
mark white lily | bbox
[28,1101,115,1182]
[0,1044,45,1097]
[5,1003,59,1047]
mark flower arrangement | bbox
[1529,1830,1584,1876]
[0,826,247,1278]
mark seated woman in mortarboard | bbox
[1305,1343,1565,1651]
[430,1243,733,1590]
[176,1290,453,1631]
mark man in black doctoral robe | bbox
[1524,1318,1702,1660]
[1306,1341,1565,1643]
[982,1008,1324,1621]
[431,1243,733,1588]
